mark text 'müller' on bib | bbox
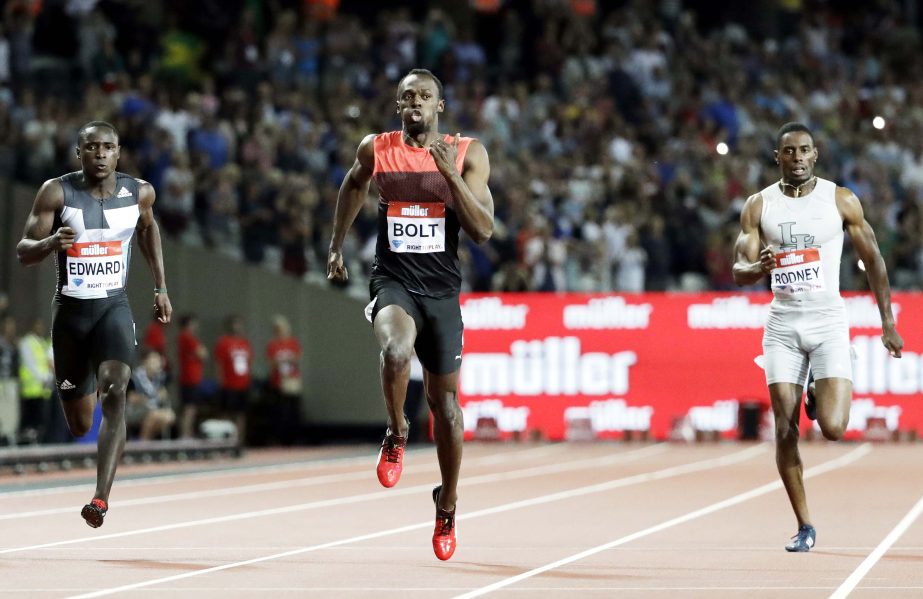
[387,201,446,253]
[771,247,826,296]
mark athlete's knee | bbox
[820,417,847,441]
[428,390,461,420]
[774,420,800,446]
[98,379,128,418]
[380,339,413,371]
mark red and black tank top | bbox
[372,130,473,298]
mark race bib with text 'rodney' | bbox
[771,247,825,296]
[66,241,124,291]
[387,201,446,253]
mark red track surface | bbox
[1,441,921,598]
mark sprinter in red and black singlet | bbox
[327,69,494,561]
[18,121,172,529]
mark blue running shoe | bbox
[785,524,816,552]
[804,372,817,421]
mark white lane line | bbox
[0,585,923,597]
[0,444,670,555]
[0,444,657,520]
[0,453,377,499]
[0,443,569,503]
[829,491,923,599]
[454,443,871,599]
[8,586,923,594]
[59,445,762,599]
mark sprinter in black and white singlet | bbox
[733,122,903,553]
[327,69,494,561]
[17,121,172,528]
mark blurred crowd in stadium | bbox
[1,0,922,293]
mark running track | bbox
[1,442,921,597]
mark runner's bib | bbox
[387,201,446,253]
[65,241,124,292]
[771,248,826,296]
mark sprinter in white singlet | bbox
[733,122,903,553]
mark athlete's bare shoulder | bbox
[834,185,863,222]
[34,177,65,211]
[834,184,860,203]
[134,177,155,205]
[356,133,377,168]
[464,138,489,164]
[739,192,763,226]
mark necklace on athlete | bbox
[779,176,816,198]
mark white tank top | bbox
[759,177,843,304]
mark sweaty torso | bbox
[54,171,141,300]
[759,177,844,305]
[372,131,473,298]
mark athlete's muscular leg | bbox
[769,382,811,527]
[814,377,852,441]
[373,305,417,438]
[94,360,130,502]
[424,370,463,511]
[62,394,97,437]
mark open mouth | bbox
[409,110,423,122]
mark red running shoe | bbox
[376,430,407,488]
[81,498,108,528]
[432,485,457,561]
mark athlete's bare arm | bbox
[732,193,774,286]
[16,179,73,266]
[430,135,493,244]
[836,186,903,357]
[327,134,376,283]
[137,180,172,323]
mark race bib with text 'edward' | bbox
[65,241,124,291]
[387,201,446,253]
[771,247,826,296]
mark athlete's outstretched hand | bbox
[327,250,348,283]
[881,325,903,358]
[430,133,460,180]
[51,227,76,252]
[154,292,172,324]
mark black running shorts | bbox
[369,276,464,375]
[51,294,137,401]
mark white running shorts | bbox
[762,299,853,385]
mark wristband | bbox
[154,288,168,294]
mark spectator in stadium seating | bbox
[3,1,923,294]
[265,315,302,445]
[17,317,53,444]
[177,313,208,439]
[127,349,175,440]
[0,315,20,446]
[214,314,252,442]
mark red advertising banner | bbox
[458,292,923,441]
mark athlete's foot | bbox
[784,524,816,552]
[81,498,108,528]
[432,485,457,561]
[376,430,407,488]
[804,373,817,421]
